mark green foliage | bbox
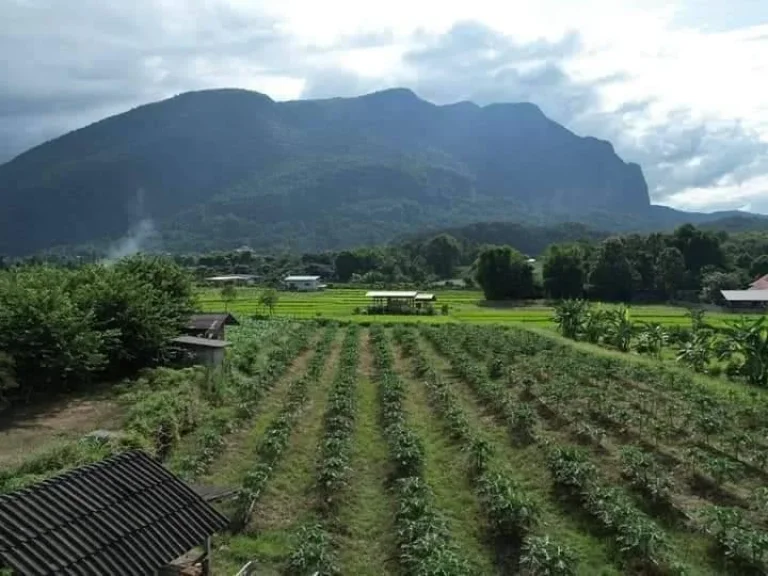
[220,283,237,311]
[259,288,279,316]
[700,270,742,304]
[587,237,634,302]
[656,246,686,297]
[285,524,340,576]
[553,300,590,339]
[542,244,585,299]
[519,536,578,576]
[718,316,768,387]
[475,245,534,300]
[423,234,462,278]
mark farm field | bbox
[197,287,747,327]
[3,320,768,575]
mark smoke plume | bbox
[103,218,157,264]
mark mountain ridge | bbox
[0,87,760,255]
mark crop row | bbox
[233,324,337,531]
[285,325,361,575]
[424,324,699,573]
[464,325,768,573]
[393,325,577,575]
[369,325,469,576]
[173,321,317,480]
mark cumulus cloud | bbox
[1,0,767,213]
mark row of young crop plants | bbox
[0,321,317,493]
[393,325,579,575]
[232,324,338,531]
[369,324,472,575]
[420,324,690,573]
[426,323,768,574]
[282,324,362,574]
[466,322,768,510]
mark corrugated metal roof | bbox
[172,336,232,348]
[721,290,768,302]
[0,450,229,576]
[284,276,320,282]
[185,313,239,332]
[365,291,418,298]
[414,293,436,301]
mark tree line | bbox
[0,256,195,405]
[5,223,768,303]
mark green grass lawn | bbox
[197,287,747,327]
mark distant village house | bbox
[283,275,325,291]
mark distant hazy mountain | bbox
[0,87,762,255]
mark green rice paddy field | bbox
[197,287,745,327]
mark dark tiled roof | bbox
[0,450,229,576]
[185,313,239,332]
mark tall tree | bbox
[423,234,462,278]
[220,283,237,312]
[475,246,533,300]
[259,288,279,316]
[671,224,726,279]
[588,237,634,302]
[656,247,686,298]
[542,244,585,299]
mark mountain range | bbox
[0,87,763,256]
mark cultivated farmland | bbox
[2,320,768,575]
[197,287,745,327]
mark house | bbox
[720,289,768,310]
[173,335,232,367]
[184,313,239,340]
[283,275,324,291]
[749,274,768,290]
[0,450,229,576]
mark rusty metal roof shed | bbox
[0,450,228,576]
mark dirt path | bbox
[250,329,344,534]
[337,329,398,576]
[393,338,498,575]
[202,337,321,488]
[0,395,123,467]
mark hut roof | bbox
[0,450,228,576]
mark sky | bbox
[1,0,768,213]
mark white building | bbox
[283,275,325,291]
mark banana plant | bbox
[718,317,768,387]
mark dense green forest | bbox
[9,223,768,304]
[1,87,764,255]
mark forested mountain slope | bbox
[0,87,759,255]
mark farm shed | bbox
[184,313,239,340]
[173,335,231,367]
[283,275,325,291]
[0,450,228,576]
[365,291,437,314]
[720,289,768,310]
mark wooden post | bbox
[202,536,212,576]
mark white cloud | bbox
[1,0,767,212]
